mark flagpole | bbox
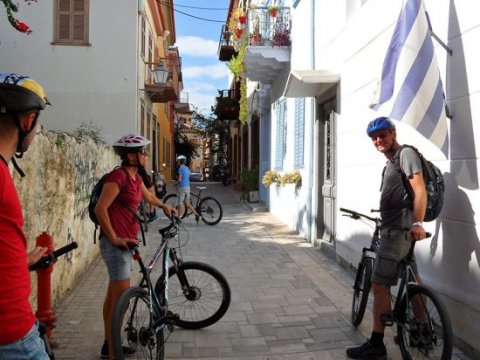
[425,12,453,56]
[430,30,453,56]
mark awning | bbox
[283,70,340,98]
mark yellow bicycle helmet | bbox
[0,73,51,177]
[0,72,50,113]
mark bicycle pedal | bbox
[381,313,394,326]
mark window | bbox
[54,0,89,45]
[140,101,145,136]
[141,15,146,59]
[163,139,171,166]
[294,98,305,167]
[275,99,287,170]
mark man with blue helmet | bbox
[347,116,428,359]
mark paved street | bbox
[52,183,468,360]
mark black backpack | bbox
[88,167,129,226]
[88,167,145,244]
[393,145,445,222]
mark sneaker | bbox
[100,341,135,359]
[346,340,387,360]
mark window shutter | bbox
[58,0,71,41]
[275,100,286,170]
[55,0,89,44]
[294,98,305,167]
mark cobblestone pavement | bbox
[52,183,469,360]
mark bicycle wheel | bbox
[166,261,230,329]
[397,284,453,360]
[351,257,373,327]
[162,194,185,218]
[198,196,223,225]
[112,287,165,360]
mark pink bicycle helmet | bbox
[113,134,150,156]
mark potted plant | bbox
[238,14,247,24]
[272,29,290,46]
[250,32,262,45]
[241,167,259,203]
[268,5,279,17]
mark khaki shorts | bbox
[176,188,192,206]
[372,229,418,286]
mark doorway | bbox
[316,99,337,243]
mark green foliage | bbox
[239,80,248,123]
[55,133,66,148]
[74,121,105,144]
[242,167,259,191]
[174,131,197,165]
[228,43,246,81]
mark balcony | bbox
[218,24,238,62]
[175,91,190,114]
[143,53,181,103]
[243,6,291,83]
[213,89,240,120]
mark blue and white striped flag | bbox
[370,0,448,155]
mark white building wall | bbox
[0,0,138,144]
[268,0,480,353]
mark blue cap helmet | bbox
[366,116,395,136]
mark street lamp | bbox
[153,62,169,85]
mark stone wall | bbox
[13,131,117,308]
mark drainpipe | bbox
[307,0,316,242]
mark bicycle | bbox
[341,207,453,360]
[111,216,231,360]
[163,186,223,225]
[29,241,79,360]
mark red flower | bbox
[14,19,32,34]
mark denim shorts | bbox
[99,237,132,281]
[177,188,191,206]
[372,229,418,286]
[0,322,49,360]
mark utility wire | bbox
[157,1,227,23]
[173,2,229,10]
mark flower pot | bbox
[250,33,262,45]
[234,28,244,38]
[268,9,277,17]
[248,190,259,203]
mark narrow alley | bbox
[51,183,465,360]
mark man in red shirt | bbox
[0,73,51,359]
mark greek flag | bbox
[370,0,448,155]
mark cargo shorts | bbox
[372,228,418,286]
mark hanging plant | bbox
[1,0,35,34]
[268,5,279,17]
[228,43,246,80]
[238,14,247,24]
[239,79,248,123]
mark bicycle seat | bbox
[195,186,206,190]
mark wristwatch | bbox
[412,221,423,227]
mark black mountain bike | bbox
[341,208,453,360]
[111,216,231,360]
[163,186,222,225]
[29,241,79,360]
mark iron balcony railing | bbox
[246,6,291,47]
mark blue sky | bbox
[173,1,230,115]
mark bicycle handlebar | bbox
[29,241,78,272]
[340,207,378,223]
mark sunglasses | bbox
[370,132,390,141]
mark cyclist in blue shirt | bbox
[174,155,199,222]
